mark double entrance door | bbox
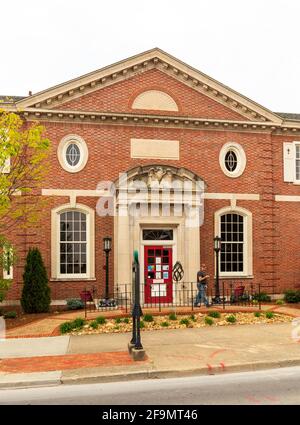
[144,246,173,304]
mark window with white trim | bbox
[219,142,246,178]
[51,204,95,280]
[3,247,13,279]
[57,134,88,173]
[215,207,253,277]
[296,144,300,181]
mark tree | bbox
[0,107,50,232]
[21,248,51,313]
[0,107,50,301]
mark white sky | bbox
[1,0,300,112]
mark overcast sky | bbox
[1,0,300,112]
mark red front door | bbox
[144,246,173,304]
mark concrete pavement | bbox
[1,322,300,388]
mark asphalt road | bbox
[1,366,300,405]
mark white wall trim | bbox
[275,195,300,202]
[204,193,260,201]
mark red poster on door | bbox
[144,246,173,304]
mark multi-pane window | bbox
[60,211,87,275]
[224,150,238,172]
[296,144,300,181]
[66,143,81,167]
[220,213,244,273]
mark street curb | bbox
[60,358,300,386]
[0,371,62,389]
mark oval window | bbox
[225,150,238,172]
[219,142,246,178]
[66,143,81,167]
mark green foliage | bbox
[139,320,145,329]
[205,316,214,326]
[72,317,86,329]
[66,298,84,310]
[208,311,221,319]
[60,322,73,334]
[226,314,237,323]
[115,317,122,324]
[276,299,284,305]
[265,311,275,319]
[90,321,98,330]
[21,248,51,313]
[143,314,154,322]
[59,317,86,334]
[3,310,17,319]
[284,290,300,304]
[179,318,190,326]
[254,312,261,318]
[189,314,196,322]
[161,321,170,327]
[168,312,177,321]
[123,318,130,324]
[253,292,271,302]
[0,109,50,232]
[95,316,106,325]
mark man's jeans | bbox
[194,286,209,307]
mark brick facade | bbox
[2,49,300,302]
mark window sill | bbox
[216,275,254,280]
[50,277,96,282]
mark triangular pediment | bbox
[16,48,282,123]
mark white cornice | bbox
[15,48,283,124]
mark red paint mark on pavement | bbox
[210,349,227,359]
[219,362,225,370]
[0,351,148,374]
[245,395,261,404]
[207,363,213,372]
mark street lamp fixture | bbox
[101,236,114,307]
[213,236,222,304]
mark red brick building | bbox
[1,48,300,305]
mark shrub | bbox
[4,311,17,319]
[161,321,169,327]
[90,320,98,329]
[66,299,84,310]
[189,314,196,322]
[143,314,154,322]
[168,312,177,321]
[205,316,214,326]
[265,311,275,319]
[180,318,190,326]
[72,317,86,329]
[95,316,106,325]
[123,318,130,324]
[21,248,51,313]
[60,322,73,334]
[226,315,237,323]
[254,312,261,318]
[276,299,284,305]
[140,320,145,329]
[284,290,300,304]
[253,292,271,303]
[115,317,122,324]
[208,311,221,319]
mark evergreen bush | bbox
[21,248,51,313]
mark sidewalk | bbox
[1,319,300,389]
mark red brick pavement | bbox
[0,351,147,374]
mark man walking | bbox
[194,264,210,307]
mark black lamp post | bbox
[213,236,222,304]
[103,237,112,302]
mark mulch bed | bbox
[3,312,51,330]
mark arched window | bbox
[215,207,253,277]
[51,204,95,279]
